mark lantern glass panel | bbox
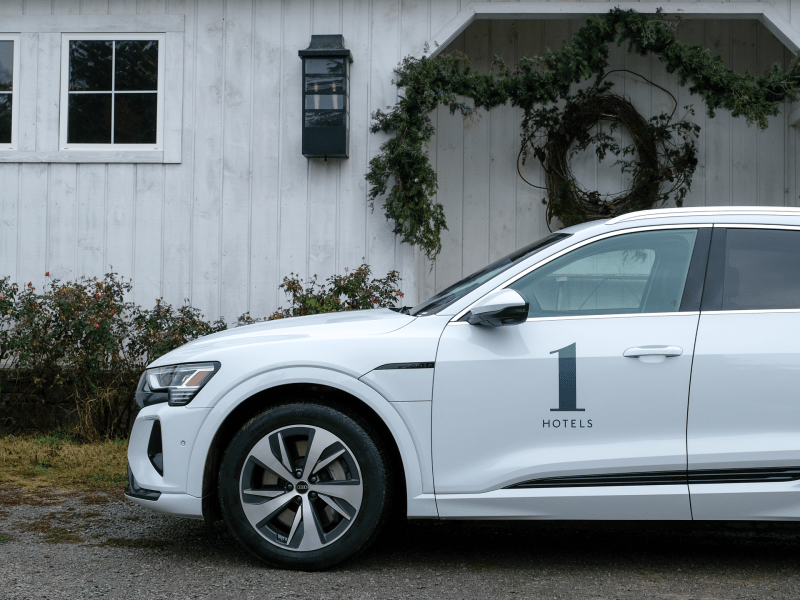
[305,110,345,127]
[304,57,345,75]
[305,75,346,94]
[304,94,345,111]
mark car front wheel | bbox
[218,402,391,570]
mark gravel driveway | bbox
[2,486,800,599]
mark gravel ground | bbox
[2,487,800,599]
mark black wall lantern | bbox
[299,35,352,159]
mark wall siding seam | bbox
[275,0,284,310]
[45,164,50,278]
[160,163,165,298]
[246,0,256,315]
[217,0,227,319]
[131,163,137,298]
[304,8,311,292]
[365,0,372,267]
[189,0,198,306]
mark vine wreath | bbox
[519,74,700,229]
[367,8,800,261]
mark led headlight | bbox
[144,362,221,406]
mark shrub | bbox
[263,264,403,321]
[0,273,228,440]
[1,266,403,439]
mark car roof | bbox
[604,206,800,226]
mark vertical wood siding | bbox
[0,0,795,319]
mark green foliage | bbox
[257,264,403,321]
[368,8,800,259]
[1,267,403,439]
[0,273,230,440]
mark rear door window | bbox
[716,228,800,311]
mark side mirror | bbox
[467,289,529,327]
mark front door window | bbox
[509,229,698,318]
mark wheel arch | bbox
[188,367,434,523]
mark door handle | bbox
[623,345,683,358]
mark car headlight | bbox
[138,362,221,407]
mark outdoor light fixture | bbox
[299,34,352,159]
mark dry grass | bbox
[0,432,128,491]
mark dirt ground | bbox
[2,486,800,599]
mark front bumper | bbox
[127,402,211,518]
[124,487,204,520]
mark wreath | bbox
[519,74,699,229]
[367,8,800,260]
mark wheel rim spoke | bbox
[318,493,352,521]
[241,492,294,528]
[297,496,326,551]
[247,436,293,481]
[314,482,363,508]
[286,503,304,546]
[302,427,339,479]
[242,488,285,498]
[311,448,346,476]
[277,432,294,475]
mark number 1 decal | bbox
[550,343,584,412]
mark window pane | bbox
[304,58,345,75]
[304,110,345,127]
[510,229,697,318]
[722,229,800,310]
[114,93,157,144]
[411,233,571,316]
[67,93,111,143]
[305,75,345,94]
[69,40,112,91]
[115,40,159,91]
[305,95,344,110]
[0,94,10,144]
[0,41,13,92]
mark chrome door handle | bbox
[623,345,683,358]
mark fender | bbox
[184,366,438,518]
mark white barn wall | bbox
[0,0,796,318]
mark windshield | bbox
[410,232,572,316]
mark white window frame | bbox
[58,32,166,152]
[0,34,21,151]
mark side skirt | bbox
[506,467,800,489]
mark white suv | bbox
[127,206,800,570]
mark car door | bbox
[432,226,711,520]
[688,225,800,520]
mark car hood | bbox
[148,309,416,368]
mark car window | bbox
[410,232,571,316]
[509,229,698,318]
[720,228,800,310]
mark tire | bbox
[218,402,392,571]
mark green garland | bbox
[367,8,800,261]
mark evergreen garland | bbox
[367,8,800,261]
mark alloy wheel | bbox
[238,425,364,551]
